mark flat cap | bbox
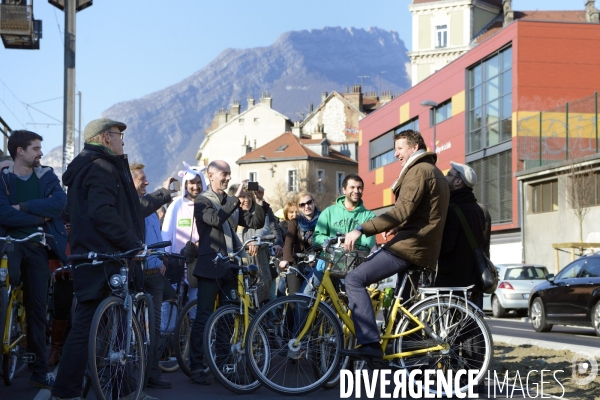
[83,118,126,141]
[450,161,477,187]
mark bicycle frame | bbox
[293,266,451,362]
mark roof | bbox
[413,0,502,7]
[237,132,356,165]
[474,11,588,43]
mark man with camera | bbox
[188,160,268,385]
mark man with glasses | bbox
[53,119,157,400]
[435,161,491,308]
[341,129,449,361]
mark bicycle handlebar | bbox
[213,235,276,262]
[66,241,181,263]
[0,231,53,243]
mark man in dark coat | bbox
[52,118,158,400]
[0,130,67,389]
[435,161,491,307]
[188,160,268,385]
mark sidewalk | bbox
[493,333,600,358]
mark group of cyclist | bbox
[0,118,490,399]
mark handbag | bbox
[450,204,498,294]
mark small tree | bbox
[563,162,596,242]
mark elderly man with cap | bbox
[52,118,157,400]
[435,161,491,308]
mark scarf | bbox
[201,187,243,255]
[298,207,321,233]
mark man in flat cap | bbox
[52,119,157,400]
[435,161,491,307]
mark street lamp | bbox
[421,100,439,153]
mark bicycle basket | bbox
[319,245,370,279]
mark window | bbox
[430,100,452,126]
[556,259,585,280]
[531,180,558,214]
[254,118,260,123]
[581,260,600,278]
[468,46,512,153]
[287,169,298,192]
[369,118,419,170]
[436,25,447,48]
[469,150,512,224]
[248,171,258,182]
[316,170,325,193]
[570,171,600,207]
[336,172,345,195]
[239,118,245,124]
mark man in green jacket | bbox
[303,174,376,291]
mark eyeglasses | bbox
[446,171,459,179]
[107,131,124,140]
[299,199,314,208]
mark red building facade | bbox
[359,19,600,236]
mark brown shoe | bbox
[48,319,69,367]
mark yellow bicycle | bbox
[244,237,493,396]
[0,231,53,386]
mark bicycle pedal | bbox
[21,353,37,363]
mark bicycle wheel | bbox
[89,297,144,400]
[173,298,196,377]
[204,304,263,393]
[2,299,27,386]
[245,295,343,395]
[394,296,493,397]
[158,299,180,373]
[134,292,155,386]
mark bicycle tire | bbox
[2,295,27,386]
[134,292,155,387]
[203,304,263,393]
[88,296,145,400]
[244,295,343,395]
[0,285,7,367]
[173,298,196,377]
[158,299,180,373]
[394,296,493,396]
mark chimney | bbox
[260,91,272,108]
[379,91,393,103]
[321,92,328,103]
[502,0,514,26]
[314,124,326,140]
[215,108,228,128]
[230,100,241,116]
[247,96,255,108]
[292,120,302,137]
[586,0,600,23]
[309,103,314,113]
[345,84,363,112]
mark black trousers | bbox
[143,271,164,380]
[8,241,50,375]
[52,296,103,398]
[188,272,237,372]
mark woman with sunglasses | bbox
[279,192,320,295]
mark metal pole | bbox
[565,102,569,161]
[539,111,542,167]
[594,92,598,153]
[433,108,437,153]
[78,91,82,154]
[62,0,76,171]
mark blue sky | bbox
[0,0,585,151]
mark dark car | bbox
[529,253,600,336]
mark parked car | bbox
[482,264,549,318]
[529,253,600,337]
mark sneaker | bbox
[29,372,55,390]
[190,370,211,385]
[147,377,172,389]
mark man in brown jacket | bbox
[342,129,450,360]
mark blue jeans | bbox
[345,249,412,344]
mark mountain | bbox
[45,26,411,185]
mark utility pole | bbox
[63,0,76,170]
[50,0,92,171]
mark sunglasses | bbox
[299,199,314,208]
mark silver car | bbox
[483,264,549,318]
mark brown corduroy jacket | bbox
[361,151,450,270]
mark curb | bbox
[493,334,600,358]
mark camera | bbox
[171,180,181,191]
[246,181,259,191]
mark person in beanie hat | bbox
[435,161,491,307]
[52,119,158,400]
